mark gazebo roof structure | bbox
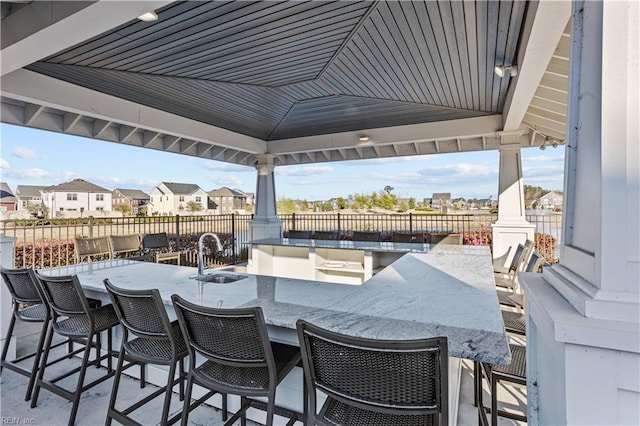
[1,1,570,167]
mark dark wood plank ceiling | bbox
[26,0,526,141]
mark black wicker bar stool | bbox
[1,267,74,401]
[172,294,304,426]
[296,319,449,426]
[104,280,193,426]
[476,344,527,426]
[30,272,121,426]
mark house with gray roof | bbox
[0,182,17,211]
[208,187,248,214]
[112,188,150,215]
[149,182,209,216]
[41,178,112,218]
[15,185,47,212]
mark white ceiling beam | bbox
[62,112,81,132]
[1,69,266,154]
[24,103,45,125]
[268,115,504,154]
[502,0,572,131]
[163,136,181,150]
[1,1,173,76]
[92,119,111,138]
[119,125,137,143]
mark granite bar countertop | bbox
[41,245,510,365]
[250,237,432,253]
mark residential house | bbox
[431,193,452,212]
[0,182,17,211]
[41,178,113,218]
[15,185,46,212]
[112,188,150,215]
[472,198,496,210]
[451,197,466,210]
[207,187,248,214]
[235,189,254,207]
[149,182,209,215]
[539,191,563,211]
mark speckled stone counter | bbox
[42,244,509,365]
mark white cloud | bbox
[12,146,40,159]
[418,163,497,180]
[277,165,334,177]
[350,156,422,166]
[0,158,9,169]
[202,161,252,172]
[2,168,52,179]
[524,154,564,163]
[211,175,243,187]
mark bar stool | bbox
[31,272,121,426]
[104,280,192,426]
[297,319,449,426]
[172,294,304,426]
[0,267,71,401]
[476,344,527,426]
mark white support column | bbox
[521,1,640,424]
[491,131,535,267]
[0,236,17,358]
[248,154,282,242]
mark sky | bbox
[0,123,565,201]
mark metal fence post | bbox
[232,214,237,264]
[292,212,296,231]
[88,216,94,237]
[176,214,181,251]
[409,212,413,234]
[337,212,341,236]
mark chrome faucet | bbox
[197,233,223,276]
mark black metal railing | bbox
[2,212,562,268]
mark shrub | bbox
[535,232,558,264]
[463,230,492,246]
[14,240,76,269]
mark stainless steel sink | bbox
[190,273,247,284]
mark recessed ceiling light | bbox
[138,11,158,22]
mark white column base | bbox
[521,271,640,426]
[248,218,283,241]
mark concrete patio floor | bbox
[1,320,526,425]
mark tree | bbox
[379,191,396,211]
[336,197,347,210]
[277,198,298,214]
[408,197,416,209]
[26,203,42,217]
[383,185,394,194]
[185,201,203,213]
[352,193,369,210]
[370,191,380,209]
[115,204,132,216]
